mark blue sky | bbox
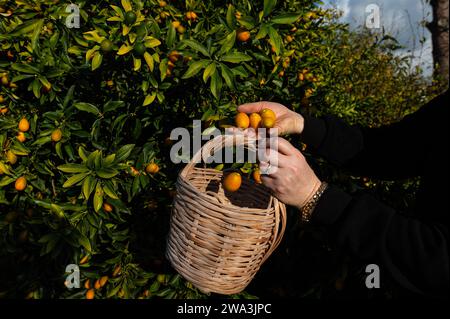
[321,0,433,77]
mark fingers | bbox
[268,127,282,136]
[260,174,275,187]
[257,136,300,157]
[259,161,278,175]
[271,137,299,157]
[237,101,268,114]
[259,149,289,168]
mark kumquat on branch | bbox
[0,0,445,300]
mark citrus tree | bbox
[0,0,436,299]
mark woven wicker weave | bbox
[166,134,287,295]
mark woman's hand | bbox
[259,137,321,209]
[237,101,304,135]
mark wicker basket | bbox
[166,134,286,295]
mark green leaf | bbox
[220,64,235,89]
[218,31,236,56]
[92,52,103,71]
[268,26,282,55]
[64,144,75,161]
[149,280,160,292]
[133,57,141,71]
[31,20,44,51]
[104,154,116,166]
[117,43,133,55]
[144,52,154,71]
[38,233,58,244]
[94,151,102,170]
[159,59,168,81]
[115,144,135,162]
[145,37,161,48]
[34,200,52,210]
[93,183,104,212]
[31,79,41,98]
[182,39,210,57]
[68,45,83,55]
[104,101,125,113]
[139,174,149,189]
[203,63,216,83]
[210,72,222,100]
[32,136,51,146]
[11,74,35,82]
[226,4,236,29]
[74,102,100,115]
[45,67,65,78]
[256,24,269,40]
[202,126,218,136]
[63,172,90,188]
[10,19,42,36]
[58,164,89,173]
[87,150,99,169]
[263,0,277,17]
[143,92,157,106]
[11,63,40,74]
[253,52,271,62]
[131,176,141,198]
[96,168,119,179]
[45,68,65,79]
[55,142,63,159]
[103,181,119,199]
[49,30,60,48]
[78,233,92,253]
[38,76,51,89]
[82,175,96,199]
[271,13,301,24]
[166,24,176,47]
[63,85,75,108]
[0,162,11,175]
[231,66,248,77]
[78,146,89,162]
[107,285,122,298]
[238,16,256,29]
[221,52,252,63]
[0,176,15,187]
[10,141,30,155]
[182,60,210,79]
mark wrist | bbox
[299,181,329,223]
[301,179,321,207]
[294,178,321,210]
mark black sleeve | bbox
[311,185,449,296]
[300,92,448,179]
[301,91,449,296]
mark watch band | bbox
[300,181,328,223]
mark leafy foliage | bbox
[0,0,439,299]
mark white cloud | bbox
[321,0,433,77]
[336,0,351,19]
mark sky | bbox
[322,0,433,77]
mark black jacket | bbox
[300,91,449,297]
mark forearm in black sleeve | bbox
[300,114,425,179]
[300,92,447,179]
[311,185,449,296]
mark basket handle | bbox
[180,134,258,178]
